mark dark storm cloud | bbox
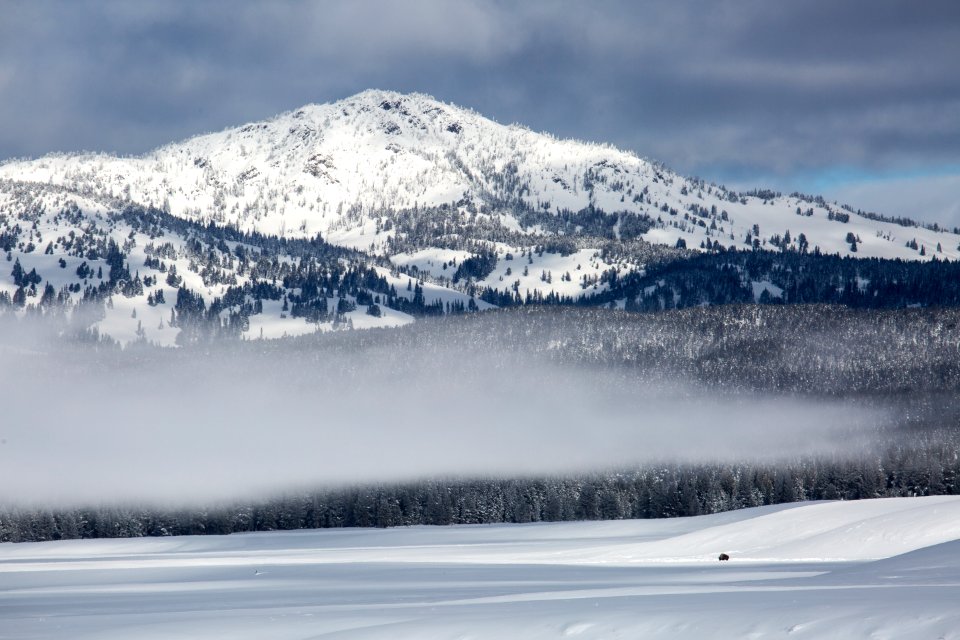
[1,1,958,204]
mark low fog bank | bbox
[0,314,901,508]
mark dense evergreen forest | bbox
[2,433,957,542]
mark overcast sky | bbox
[1,0,958,223]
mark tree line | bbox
[2,432,957,543]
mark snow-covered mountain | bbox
[1,89,959,344]
[3,89,957,261]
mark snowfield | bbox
[3,496,960,639]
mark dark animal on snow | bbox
[718,553,730,561]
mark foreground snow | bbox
[2,497,960,638]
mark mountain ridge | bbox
[2,90,960,346]
[3,89,954,261]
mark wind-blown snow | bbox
[2,496,960,639]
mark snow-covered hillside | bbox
[2,89,958,261]
[0,181,476,345]
[3,496,960,639]
[3,90,960,344]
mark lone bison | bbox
[718,553,730,561]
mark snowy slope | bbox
[1,89,957,262]
[0,182,443,345]
[2,496,959,639]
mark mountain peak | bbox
[0,90,955,265]
[343,88,439,106]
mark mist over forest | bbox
[3,304,959,541]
